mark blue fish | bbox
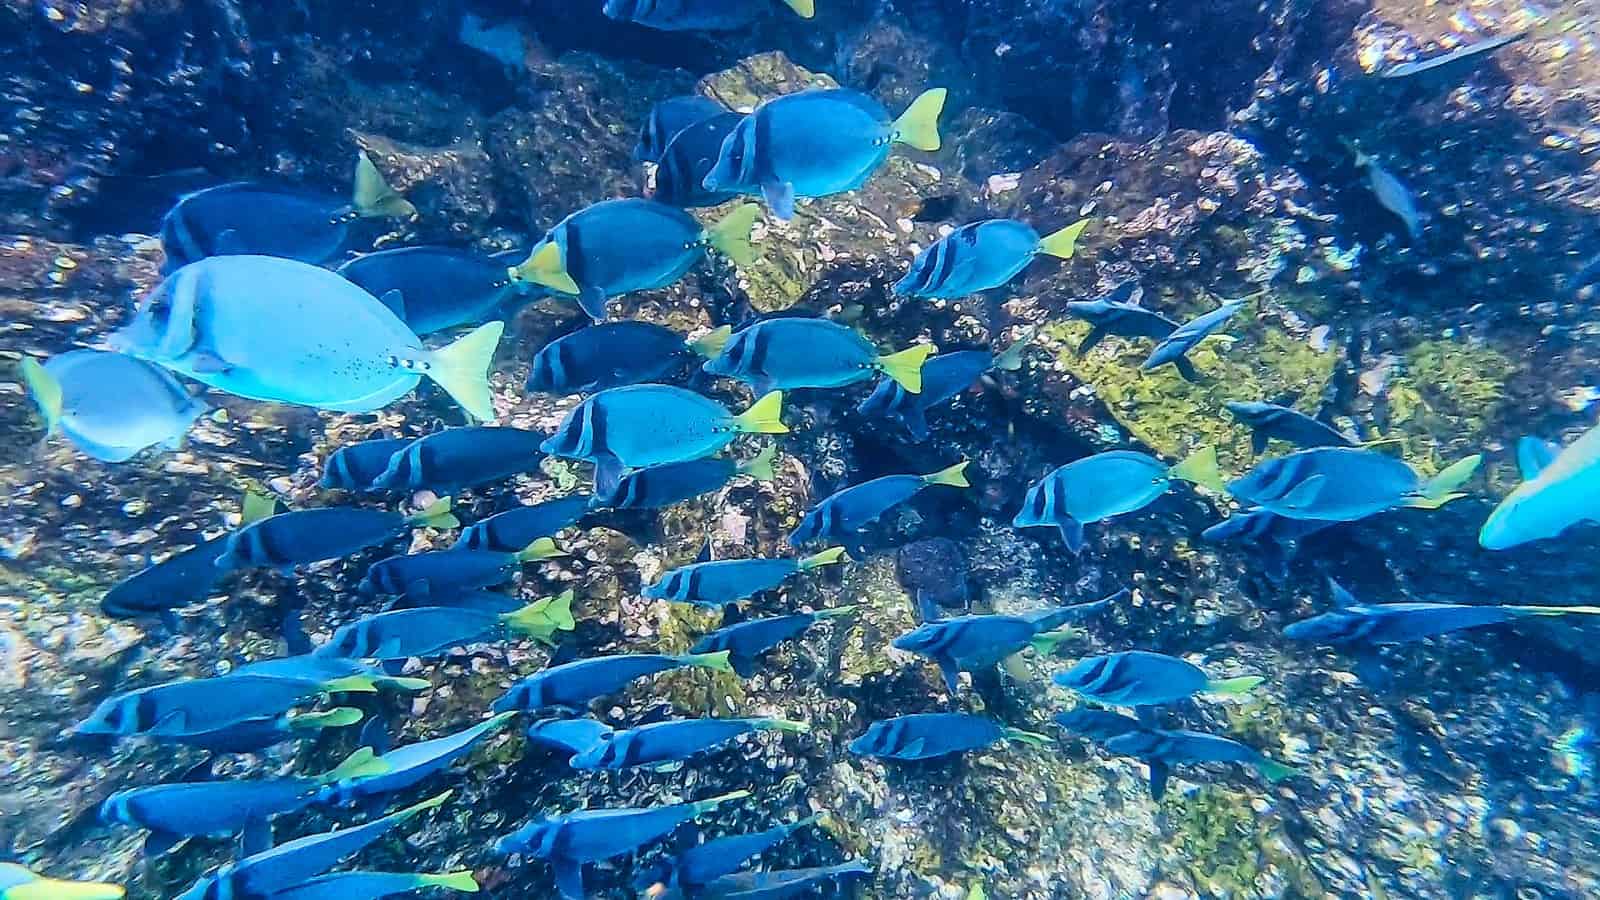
[704,317,936,394]
[644,546,848,608]
[595,445,775,509]
[1352,147,1423,242]
[158,154,414,273]
[789,460,969,546]
[216,499,458,572]
[20,351,208,463]
[1052,708,1147,742]
[1378,31,1525,80]
[320,437,415,491]
[848,713,1048,761]
[702,87,947,220]
[525,717,619,755]
[1140,300,1244,382]
[1229,447,1479,522]
[567,717,808,770]
[1012,448,1223,553]
[606,0,814,31]
[492,651,734,713]
[495,790,749,900]
[1284,577,1600,646]
[1480,424,1600,549]
[894,218,1089,299]
[891,591,1122,692]
[507,200,758,319]
[318,591,576,660]
[642,815,820,897]
[1104,728,1298,799]
[109,256,503,420]
[1062,281,1178,354]
[855,332,1030,441]
[653,112,746,207]
[635,95,728,163]
[360,541,566,602]
[1052,650,1262,708]
[153,707,364,754]
[526,322,730,395]
[1199,508,1333,563]
[369,426,549,494]
[690,606,859,677]
[0,864,124,900]
[318,712,516,804]
[337,246,526,335]
[1569,251,1600,295]
[1224,400,1356,455]
[263,871,479,900]
[692,860,872,900]
[455,496,594,553]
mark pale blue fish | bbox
[1013,448,1223,553]
[1103,727,1299,800]
[154,707,364,755]
[492,651,734,713]
[0,864,124,900]
[1230,447,1478,523]
[1378,32,1525,80]
[1140,300,1244,382]
[567,717,808,770]
[1352,147,1423,241]
[703,317,937,394]
[316,591,575,660]
[317,713,516,804]
[789,461,970,546]
[1061,280,1178,354]
[20,350,207,463]
[848,713,1047,760]
[855,331,1031,441]
[1480,424,1600,549]
[1053,650,1263,708]
[641,816,821,896]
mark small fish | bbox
[317,713,517,805]
[1569,251,1600,295]
[1230,447,1479,522]
[1285,577,1600,645]
[1053,650,1263,708]
[703,317,936,394]
[894,218,1089,298]
[360,540,566,602]
[644,546,848,608]
[642,815,820,897]
[110,256,502,420]
[369,426,549,494]
[494,791,750,900]
[1052,708,1147,742]
[527,322,731,395]
[158,153,414,273]
[855,332,1031,441]
[1013,448,1223,554]
[0,864,123,900]
[848,713,1048,761]
[789,460,969,546]
[1103,727,1299,799]
[1480,424,1600,550]
[264,871,479,900]
[595,444,775,509]
[455,497,594,553]
[606,0,814,31]
[320,437,415,491]
[690,606,859,677]
[691,860,873,900]
[318,590,576,660]
[20,350,208,463]
[337,246,526,336]
[654,112,746,207]
[703,87,946,220]
[1378,32,1525,80]
[101,489,277,623]
[635,95,728,163]
[1199,508,1333,560]
[1140,300,1245,382]
[568,717,808,770]
[1351,147,1423,242]
[154,707,364,754]
[1062,281,1179,354]
[507,200,758,319]
[892,591,1122,692]
[492,651,734,713]
[216,498,458,572]
[1225,400,1356,454]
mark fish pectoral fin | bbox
[900,738,928,758]
[576,284,608,321]
[935,655,961,694]
[761,181,796,221]
[239,818,273,858]
[187,352,233,375]
[1278,475,1328,512]
[1147,759,1170,800]
[1251,429,1269,456]
[378,289,407,320]
[1058,518,1086,555]
[1077,326,1108,355]
[143,829,184,857]
[1173,356,1200,383]
[552,858,586,900]
[212,228,246,255]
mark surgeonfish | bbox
[605,0,814,31]
[215,499,458,572]
[1378,31,1525,80]
[894,218,1090,299]
[360,541,566,602]
[652,112,746,207]
[1052,650,1263,708]
[1351,147,1423,242]
[892,591,1123,692]
[1224,400,1357,454]
[0,864,123,900]
[1284,577,1600,645]
[109,255,502,421]
[703,87,947,220]
[1140,299,1245,382]
[316,713,517,805]
[337,246,524,335]
[689,860,872,900]
[635,95,727,162]
[525,718,619,755]
[855,331,1032,441]
[788,461,970,546]
[369,426,549,494]
[1012,448,1223,554]
[454,496,594,553]
[492,651,734,713]
[264,871,479,900]
[1199,508,1333,563]
[703,317,936,394]
[644,546,848,608]
[526,321,731,396]
[1102,727,1299,799]
[317,590,577,660]
[642,816,821,897]
[567,717,808,770]
[848,713,1048,761]
[20,350,208,463]
[1229,447,1480,522]
[1480,425,1600,550]
[690,606,860,677]
[594,444,776,509]
[320,437,415,491]
[153,707,364,755]
[1052,708,1147,743]
[1061,280,1179,354]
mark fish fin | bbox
[738,442,777,481]
[416,872,480,893]
[211,228,246,255]
[360,716,393,755]
[900,737,928,757]
[691,789,752,813]
[510,243,580,295]
[1514,605,1600,617]
[921,459,970,488]
[378,289,407,320]
[552,858,586,900]
[1076,326,1108,356]
[1516,436,1558,480]
[592,456,627,497]
[688,325,733,359]
[732,390,788,434]
[705,203,761,266]
[188,352,233,374]
[239,818,273,857]
[915,588,940,623]
[143,830,183,857]
[380,659,407,676]
[18,358,63,435]
[505,589,577,634]
[1029,627,1081,656]
[545,589,578,630]
[800,546,850,570]
[425,321,504,422]
[1328,577,1359,608]
[241,487,280,524]
[353,151,417,219]
[281,604,312,656]
[179,756,214,782]
[515,536,568,562]
[1401,492,1467,510]
[902,405,931,442]
[693,539,713,564]
[1134,706,1160,728]
[725,653,759,678]
[409,496,459,529]
[1003,728,1052,747]
[1036,219,1090,260]
[757,718,811,733]
[1205,675,1265,696]
[993,328,1035,371]
[681,650,734,673]
[1168,445,1224,493]
[1255,758,1300,783]
[761,181,796,221]
[1251,429,1269,456]
[1058,517,1086,554]
[1422,454,1482,498]
[1148,760,1170,800]
[321,675,381,693]
[1172,356,1200,383]
[876,343,937,394]
[777,0,815,17]
[291,706,364,731]
[936,656,961,693]
[576,284,608,321]
[320,746,392,783]
[890,88,947,151]
[1278,474,1328,512]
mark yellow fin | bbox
[398,789,454,818]
[705,203,761,266]
[1168,445,1224,493]
[321,675,380,693]
[921,459,970,488]
[876,343,936,394]
[505,589,577,636]
[410,496,459,529]
[778,0,815,17]
[509,242,580,295]
[739,443,777,481]
[799,546,849,569]
[515,536,568,562]
[891,88,947,151]
[1402,491,1467,510]
[291,707,363,730]
[240,487,280,525]
[732,391,788,434]
[1205,674,1264,696]
[683,650,734,673]
[689,325,732,359]
[19,358,62,435]
[4,874,125,900]
[1424,453,1482,498]
[425,321,503,422]
[415,872,480,893]
[1036,219,1090,260]
[352,151,417,220]
[319,746,392,783]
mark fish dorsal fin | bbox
[1327,577,1359,608]
[1516,436,1559,481]
[694,540,712,565]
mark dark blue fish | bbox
[635,95,727,162]
[693,860,872,900]
[317,713,516,805]
[1012,448,1223,554]
[642,816,820,896]
[1141,300,1245,382]
[788,461,969,546]
[1052,708,1147,742]
[1352,148,1423,242]
[454,496,594,553]
[337,246,523,335]
[606,0,814,32]
[152,707,364,754]
[644,546,848,608]
[848,713,1047,761]
[1228,447,1478,522]
[690,606,859,677]
[320,437,414,492]
[1199,508,1333,562]
[1570,251,1600,295]
[1378,31,1526,79]
[1062,281,1178,354]
[369,427,549,494]
[893,219,1088,299]
[703,317,936,394]
[891,591,1122,692]
[493,791,750,900]
[1284,578,1600,646]
[216,499,458,572]
[1053,651,1262,708]
[542,385,787,481]
[492,651,734,713]
[1103,728,1299,799]
[654,112,746,207]
[855,333,1030,441]
[594,445,775,509]
[568,717,808,770]
[360,541,566,602]
[264,871,478,900]
[526,321,730,395]
[317,590,575,660]
[1225,400,1356,454]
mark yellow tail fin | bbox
[689,325,733,359]
[799,546,849,570]
[19,358,62,435]
[426,322,503,422]
[683,650,734,673]
[705,203,761,266]
[291,707,364,730]
[1402,492,1467,510]
[1036,220,1090,260]
[1205,675,1264,696]
[352,151,417,220]
[509,243,580,295]
[1424,454,1482,498]
[778,0,815,18]
[876,343,937,394]
[398,789,454,818]
[1168,446,1225,493]
[410,496,459,529]
[319,746,392,783]
[740,443,777,481]
[416,872,480,893]
[733,391,788,434]
[515,536,568,562]
[5,875,125,900]
[891,88,947,151]
[922,459,970,488]
[240,487,280,524]
[506,589,578,636]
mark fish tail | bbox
[688,325,733,359]
[1168,445,1226,493]
[891,87,948,151]
[409,496,459,529]
[1402,492,1467,510]
[1036,220,1091,260]
[398,789,455,819]
[379,675,434,692]
[425,321,504,422]
[799,546,850,570]
[321,675,381,693]
[1254,758,1301,783]
[1205,674,1265,696]
[777,0,815,18]
[732,391,788,434]
[814,604,863,620]
[681,650,735,673]
[739,443,778,481]
[18,357,63,436]
[508,243,580,295]
[516,536,569,562]
[1003,728,1053,747]
[415,872,480,893]
[690,789,752,814]
[1422,453,1483,499]
[755,718,811,733]
[318,746,392,784]
[921,459,970,488]
[290,707,364,731]
[352,150,418,219]
[705,203,762,266]
[876,343,937,393]
[1028,626,1082,656]
[240,487,281,524]
[993,327,1037,372]
[1515,605,1600,617]
[4,876,126,900]
[504,589,578,634]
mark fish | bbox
[1052,650,1263,708]
[691,860,873,900]
[893,218,1090,299]
[703,87,947,220]
[216,498,458,572]
[494,790,750,900]
[1052,708,1147,742]
[0,864,123,900]
[641,815,820,897]
[653,112,746,207]
[1570,251,1600,295]
[1013,448,1223,553]
[848,713,1049,761]
[788,460,970,546]
[1378,32,1525,80]
[1351,148,1423,242]
[594,444,776,509]
[491,651,735,713]
[263,871,479,900]
[20,350,208,463]
[109,255,503,421]
[317,712,517,805]
[359,540,567,602]
[153,707,364,754]
[454,497,594,553]
[644,546,848,608]
[101,748,390,856]
[606,0,815,32]
[1284,577,1600,646]
[158,153,414,273]
[507,199,759,319]
[635,95,728,162]
[337,246,526,336]
[320,437,415,491]
[175,791,452,900]
[525,717,619,755]
[1140,300,1245,382]
[527,322,732,396]
[369,426,549,494]
[1061,281,1179,354]
[318,590,577,660]
[690,606,860,677]
[540,385,787,484]
[855,332,1032,441]
[1102,727,1299,799]
[567,717,809,770]
[892,591,1123,692]
[1230,447,1480,522]
[1480,424,1600,550]
[1199,508,1333,562]
[74,668,396,740]
[703,317,937,394]
[1224,400,1356,455]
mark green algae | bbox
[1387,338,1517,475]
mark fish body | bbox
[492,651,733,713]
[606,0,813,31]
[369,427,547,494]
[789,461,969,545]
[594,445,773,509]
[1379,32,1525,79]
[321,437,414,491]
[526,321,727,395]
[1199,508,1332,551]
[1354,152,1423,241]
[319,713,514,804]
[690,607,857,677]
[1103,727,1297,798]
[101,537,230,622]
[0,864,123,900]
[154,707,363,754]
[337,247,520,335]
[1052,708,1147,742]
[694,860,872,900]
[568,717,806,770]
[1229,447,1462,522]
[1480,424,1600,549]
[1224,401,1355,454]
[654,112,746,207]
[856,350,992,441]
[848,713,1045,760]
[1284,578,1600,645]
[455,496,593,553]
[1053,650,1260,707]
[319,603,516,661]
[216,502,454,572]
[159,183,353,273]
[1062,282,1179,354]
[109,256,501,420]
[657,818,818,893]
[636,95,727,162]
[645,547,845,608]
[264,871,478,900]
[1013,448,1221,553]
[541,385,787,477]
[892,593,1119,691]
[360,547,549,600]
[704,318,935,394]
[21,350,207,463]
[894,219,1087,298]
[1141,301,1244,382]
